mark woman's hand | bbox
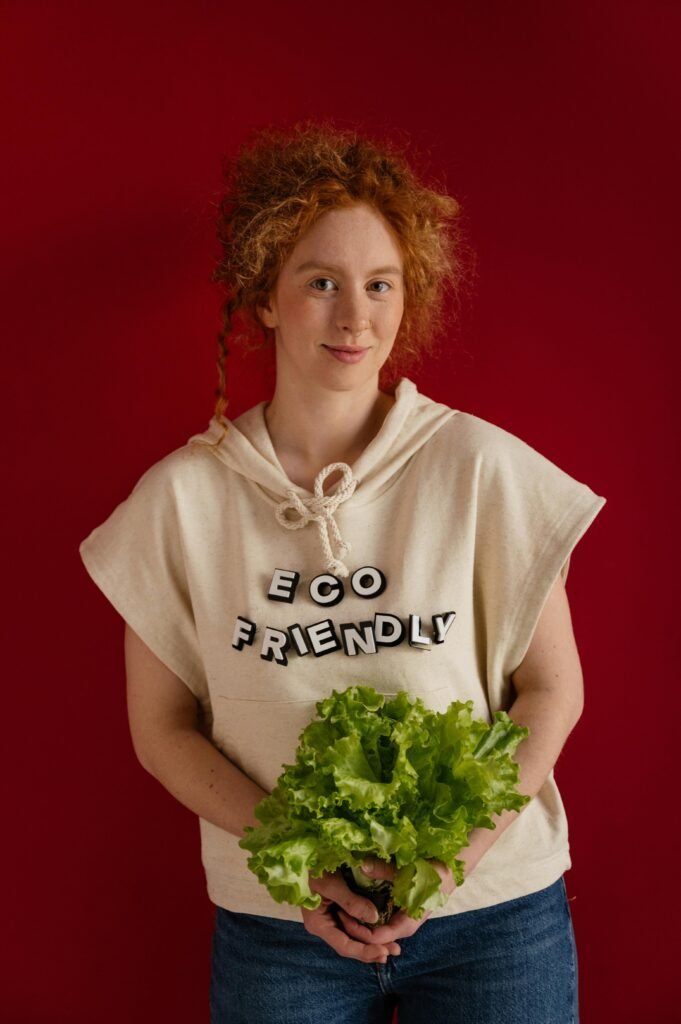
[336,857,456,945]
[301,868,402,963]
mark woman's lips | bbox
[323,345,369,364]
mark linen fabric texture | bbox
[78,377,607,921]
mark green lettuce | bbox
[239,686,530,920]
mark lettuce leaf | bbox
[239,686,530,919]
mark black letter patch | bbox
[232,616,256,650]
[268,569,300,604]
[306,619,342,657]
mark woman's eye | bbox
[309,278,391,294]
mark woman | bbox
[79,121,605,1022]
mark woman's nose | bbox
[336,302,372,337]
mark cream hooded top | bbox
[79,378,607,919]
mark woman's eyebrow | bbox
[294,260,403,277]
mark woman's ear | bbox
[258,298,277,329]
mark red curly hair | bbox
[208,118,476,430]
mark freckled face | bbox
[259,202,405,392]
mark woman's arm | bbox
[458,568,584,877]
[342,571,586,945]
[124,622,267,837]
[124,623,396,959]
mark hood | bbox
[187,377,457,576]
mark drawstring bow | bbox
[274,463,357,577]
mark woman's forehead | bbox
[287,204,404,267]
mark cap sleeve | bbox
[472,416,607,685]
[78,453,208,702]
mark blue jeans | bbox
[210,876,579,1023]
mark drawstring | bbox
[274,463,357,578]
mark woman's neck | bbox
[264,378,395,487]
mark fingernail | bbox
[361,862,372,875]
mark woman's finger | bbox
[302,907,394,963]
[336,908,402,954]
[359,908,429,943]
[359,857,397,883]
[310,871,380,926]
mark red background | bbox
[4,1,678,1021]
